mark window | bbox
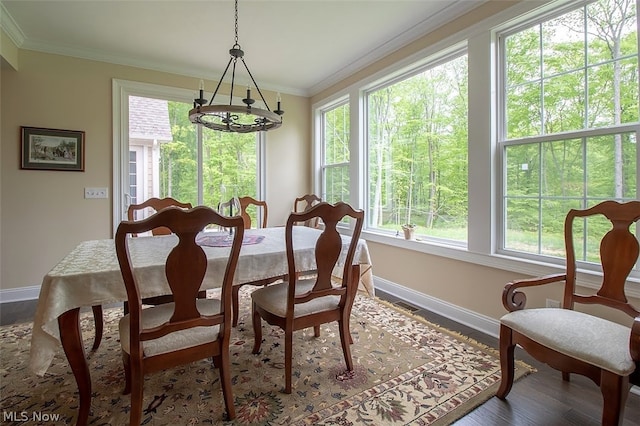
[365,50,468,243]
[499,0,638,261]
[320,100,350,204]
[113,80,263,231]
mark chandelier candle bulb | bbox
[275,92,283,115]
[194,79,207,108]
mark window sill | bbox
[361,230,640,299]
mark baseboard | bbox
[0,285,41,303]
[373,276,501,339]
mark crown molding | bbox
[308,0,488,97]
[0,2,24,47]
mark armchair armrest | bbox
[502,273,567,312]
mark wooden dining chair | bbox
[293,194,322,228]
[497,200,640,425]
[230,195,275,327]
[115,205,244,424]
[90,197,194,351]
[251,201,364,393]
[128,196,193,236]
[238,196,268,229]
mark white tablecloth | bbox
[29,226,373,376]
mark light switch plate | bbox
[84,187,108,199]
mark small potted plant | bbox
[401,223,416,240]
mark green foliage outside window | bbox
[322,102,350,204]
[503,0,638,259]
[159,101,258,212]
[367,53,469,242]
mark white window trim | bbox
[319,97,350,202]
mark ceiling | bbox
[1,1,486,97]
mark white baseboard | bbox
[373,276,501,339]
[0,285,41,303]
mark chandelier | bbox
[188,0,283,133]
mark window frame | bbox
[319,97,351,204]
[362,44,469,244]
[495,0,640,275]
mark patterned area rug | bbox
[1,290,532,425]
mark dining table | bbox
[28,225,373,425]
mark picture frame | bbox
[21,126,85,171]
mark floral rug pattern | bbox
[0,290,531,425]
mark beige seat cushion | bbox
[501,308,634,375]
[251,279,340,318]
[119,298,221,357]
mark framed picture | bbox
[21,126,85,171]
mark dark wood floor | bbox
[3,292,639,425]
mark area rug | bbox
[0,290,532,425]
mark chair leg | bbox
[129,363,144,425]
[232,285,242,327]
[339,319,354,371]
[251,303,262,354]
[91,305,103,351]
[122,351,132,395]
[284,329,293,394]
[218,350,236,420]
[496,324,515,399]
[600,371,628,426]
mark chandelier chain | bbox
[234,0,239,46]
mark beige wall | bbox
[1,49,309,291]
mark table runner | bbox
[196,232,265,247]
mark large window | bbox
[499,0,638,260]
[366,50,468,243]
[113,80,263,229]
[320,100,350,204]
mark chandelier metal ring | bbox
[188,0,283,133]
[189,105,282,133]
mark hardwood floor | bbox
[3,292,639,425]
